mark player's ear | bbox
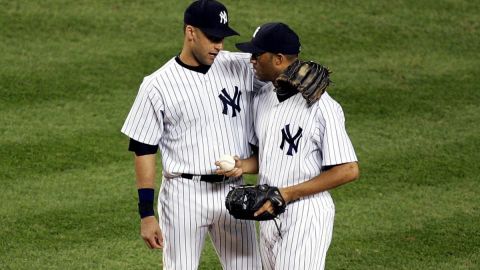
[274,53,284,65]
[185,25,195,41]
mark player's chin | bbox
[206,53,218,63]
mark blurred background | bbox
[0,0,478,269]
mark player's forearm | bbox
[135,154,157,188]
[282,162,359,203]
[240,154,259,174]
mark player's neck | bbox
[179,49,201,67]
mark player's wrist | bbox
[280,188,295,204]
[241,157,259,174]
[138,188,155,218]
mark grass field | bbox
[1,0,479,269]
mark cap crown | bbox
[252,23,301,54]
[184,0,238,38]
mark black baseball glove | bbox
[225,184,286,221]
[275,60,331,107]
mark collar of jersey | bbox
[175,56,211,74]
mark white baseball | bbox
[218,154,235,171]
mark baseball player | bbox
[121,1,263,269]
[226,22,360,269]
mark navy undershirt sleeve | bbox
[128,138,159,156]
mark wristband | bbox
[138,188,155,218]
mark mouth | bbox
[209,52,218,58]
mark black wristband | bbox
[138,188,155,218]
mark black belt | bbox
[181,174,227,183]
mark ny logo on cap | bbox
[280,124,303,156]
[253,26,260,37]
[219,10,228,24]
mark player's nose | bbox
[214,41,224,51]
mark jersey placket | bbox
[199,73,220,171]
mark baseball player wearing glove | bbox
[218,23,360,270]
[225,184,286,221]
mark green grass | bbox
[1,0,479,269]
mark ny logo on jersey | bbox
[219,10,228,24]
[280,124,303,156]
[219,86,241,117]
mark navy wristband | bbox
[138,188,155,218]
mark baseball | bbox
[218,154,236,171]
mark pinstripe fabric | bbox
[252,84,357,188]
[159,177,259,270]
[251,83,357,270]
[121,51,259,176]
[259,199,335,270]
[121,51,262,269]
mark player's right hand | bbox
[215,156,243,177]
[140,216,163,249]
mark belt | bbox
[181,173,228,183]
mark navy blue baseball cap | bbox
[236,22,301,54]
[184,0,239,38]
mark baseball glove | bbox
[275,60,331,107]
[225,184,286,221]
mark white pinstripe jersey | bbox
[251,83,358,192]
[122,51,262,177]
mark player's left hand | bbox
[215,156,243,177]
[140,216,163,249]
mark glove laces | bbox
[273,218,283,239]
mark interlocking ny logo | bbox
[253,26,260,37]
[219,10,228,24]
[280,124,303,156]
[219,86,241,117]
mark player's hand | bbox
[254,188,290,217]
[254,200,274,217]
[140,216,163,249]
[215,156,243,177]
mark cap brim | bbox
[201,26,239,38]
[235,41,265,54]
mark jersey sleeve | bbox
[314,95,357,166]
[121,78,164,145]
[248,90,259,147]
[248,121,259,147]
[226,51,266,92]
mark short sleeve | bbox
[314,96,357,166]
[248,121,259,147]
[225,51,266,93]
[121,78,164,145]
